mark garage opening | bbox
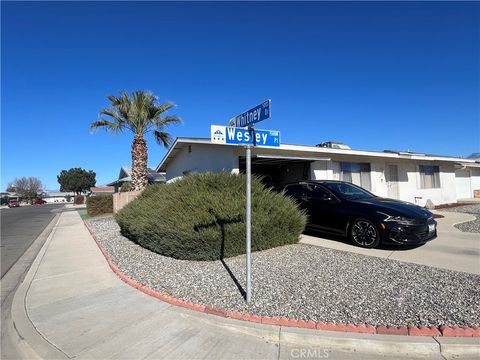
[238,155,328,190]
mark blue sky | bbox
[2,1,479,190]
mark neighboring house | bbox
[0,192,21,205]
[43,191,76,203]
[107,167,166,192]
[156,137,480,207]
[90,186,115,196]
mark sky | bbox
[2,1,479,190]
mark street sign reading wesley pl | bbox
[228,100,271,128]
[211,125,280,147]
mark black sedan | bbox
[283,180,437,248]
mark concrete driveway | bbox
[300,211,480,275]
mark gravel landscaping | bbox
[86,216,480,328]
[439,204,480,233]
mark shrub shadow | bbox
[195,212,246,300]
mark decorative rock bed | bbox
[85,216,480,335]
[439,204,480,233]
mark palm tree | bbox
[90,90,181,191]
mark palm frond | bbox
[153,115,182,129]
[92,90,180,149]
[99,108,125,124]
[152,102,175,119]
[154,130,172,148]
[89,119,123,133]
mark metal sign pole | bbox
[245,144,252,303]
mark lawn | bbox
[78,209,91,220]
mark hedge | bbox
[87,195,113,216]
[116,172,307,261]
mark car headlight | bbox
[377,212,416,225]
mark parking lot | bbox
[300,210,480,275]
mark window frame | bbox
[418,165,441,189]
[338,162,372,191]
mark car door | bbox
[284,184,306,207]
[304,184,344,235]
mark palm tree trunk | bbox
[131,134,148,191]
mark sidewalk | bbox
[8,211,480,360]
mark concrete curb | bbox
[83,221,480,339]
[8,214,69,360]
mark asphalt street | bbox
[1,203,65,278]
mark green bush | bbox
[87,195,113,216]
[116,172,307,261]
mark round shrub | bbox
[115,172,307,261]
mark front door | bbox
[386,164,399,199]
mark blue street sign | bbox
[228,100,271,128]
[211,125,280,147]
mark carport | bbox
[238,154,330,189]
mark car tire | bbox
[349,218,381,248]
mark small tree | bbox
[9,177,44,199]
[57,168,96,195]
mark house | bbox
[107,167,166,192]
[156,138,480,207]
[43,191,76,203]
[0,192,20,205]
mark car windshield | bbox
[322,182,374,200]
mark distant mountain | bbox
[467,153,480,160]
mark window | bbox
[284,184,304,199]
[322,182,374,200]
[305,184,332,200]
[339,162,371,190]
[419,165,440,189]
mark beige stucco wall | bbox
[113,191,142,213]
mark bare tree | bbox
[6,183,16,192]
[10,177,44,199]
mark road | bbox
[1,203,66,359]
[1,204,65,278]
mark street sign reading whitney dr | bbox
[228,100,271,128]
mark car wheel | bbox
[349,218,380,248]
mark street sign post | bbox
[228,100,271,128]
[245,144,252,303]
[213,100,276,304]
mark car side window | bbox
[305,184,331,200]
[284,184,304,199]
